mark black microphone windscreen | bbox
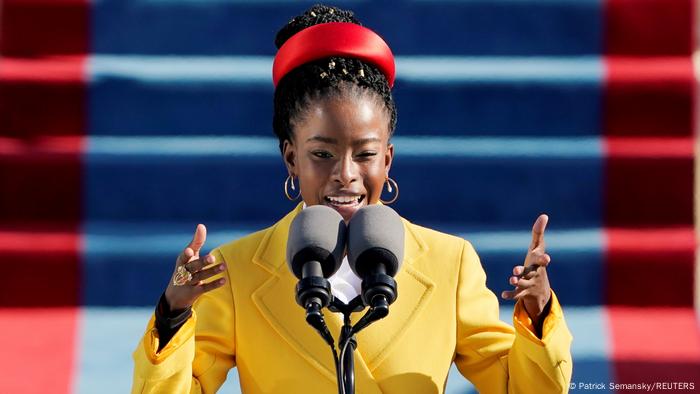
[347,205,405,278]
[286,205,347,279]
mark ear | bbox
[282,139,296,175]
[384,142,394,177]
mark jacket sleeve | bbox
[131,248,235,394]
[454,240,573,394]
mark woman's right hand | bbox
[164,224,227,311]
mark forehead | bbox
[295,94,389,143]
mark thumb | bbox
[188,224,207,255]
[529,214,548,251]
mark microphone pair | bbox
[286,204,405,324]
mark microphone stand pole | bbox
[329,296,364,394]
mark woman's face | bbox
[283,93,393,222]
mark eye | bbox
[312,151,333,159]
[357,151,377,159]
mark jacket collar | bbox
[251,202,434,390]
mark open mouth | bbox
[324,194,366,206]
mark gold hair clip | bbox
[329,9,334,14]
[328,60,336,70]
[358,69,365,78]
[342,68,348,75]
[310,11,317,17]
[320,71,328,79]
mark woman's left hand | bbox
[501,214,553,327]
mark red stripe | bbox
[0,136,84,155]
[0,228,81,254]
[603,57,695,137]
[607,227,696,252]
[609,307,700,387]
[606,137,694,158]
[0,308,78,393]
[604,0,694,56]
[0,56,85,83]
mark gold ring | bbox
[173,265,193,286]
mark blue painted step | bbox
[88,56,602,136]
[92,0,602,56]
[82,222,603,306]
[85,136,603,226]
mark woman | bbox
[132,5,572,393]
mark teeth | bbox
[327,195,361,204]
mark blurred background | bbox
[0,0,698,393]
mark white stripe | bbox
[83,223,601,255]
[412,0,596,3]
[134,0,365,4]
[398,56,601,83]
[89,56,272,84]
[87,136,602,158]
[89,55,601,84]
[459,228,601,253]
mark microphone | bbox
[347,204,404,325]
[287,205,347,344]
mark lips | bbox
[323,194,366,220]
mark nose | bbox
[333,153,358,186]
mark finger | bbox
[193,277,227,294]
[512,269,537,284]
[502,286,533,300]
[512,265,525,276]
[515,277,536,289]
[187,224,207,255]
[529,214,549,251]
[501,289,517,299]
[512,288,532,301]
[176,247,195,267]
[185,253,216,273]
[517,264,539,278]
[189,263,226,284]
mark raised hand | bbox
[164,224,227,311]
[501,214,553,325]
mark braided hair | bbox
[272,4,397,152]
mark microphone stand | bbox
[304,295,391,394]
[328,296,364,394]
[298,273,396,394]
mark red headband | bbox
[272,22,395,88]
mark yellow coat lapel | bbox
[251,203,435,391]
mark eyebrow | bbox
[306,135,382,146]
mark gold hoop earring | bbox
[380,177,399,204]
[284,175,301,201]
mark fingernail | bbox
[218,264,225,271]
[219,279,225,284]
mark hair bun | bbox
[275,4,361,49]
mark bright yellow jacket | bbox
[132,203,573,393]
